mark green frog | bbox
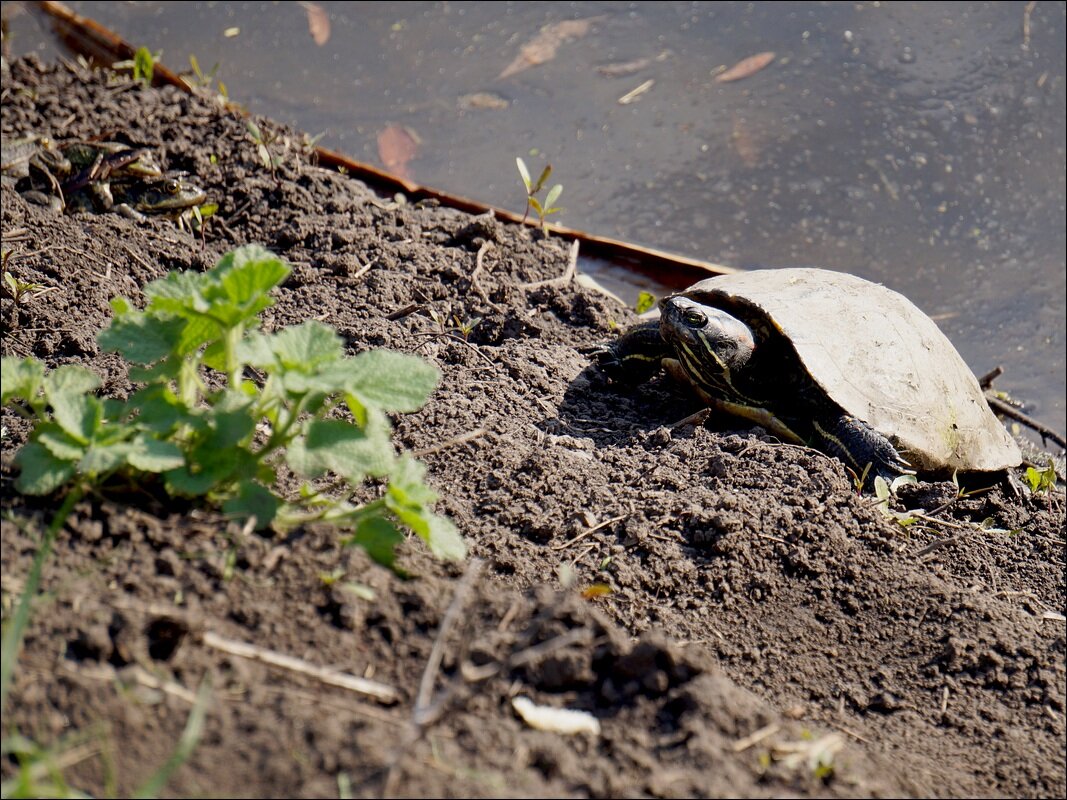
[67,174,208,228]
[4,136,165,212]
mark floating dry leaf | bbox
[376,124,420,181]
[458,92,510,110]
[715,51,776,83]
[300,1,331,46]
[595,50,671,78]
[499,17,601,79]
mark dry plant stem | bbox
[521,238,579,289]
[201,630,399,703]
[412,426,487,457]
[383,558,483,798]
[985,393,1066,450]
[551,514,627,550]
[732,722,780,752]
[414,557,484,721]
[470,241,505,313]
[978,365,1004,389]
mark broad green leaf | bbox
[288,418,393,480]
[43,364,101,401]
[349,514,405,568]
[50,394,103,444]
[145,269,209,310]
[340,351,440,413]
[127,434,186,472]
[270,321,343,370]
[235,330,276,369]
[1,357,44,404]
[212,244,290,307]
[222,481,281,529]
[388,455,438,507]
[422,512,466,560]
[99,311,186,364]
[14,442,77,495]
[34,423,86,461]
[79,440,134,477]
[126,385,188,433]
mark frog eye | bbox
[164,178,180,194]
[683,308,707,327]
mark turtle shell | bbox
[681,268,1021,472]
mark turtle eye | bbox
[682,308,707,327]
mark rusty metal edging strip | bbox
[37,0,737,286]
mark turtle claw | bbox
[813,414,913,490]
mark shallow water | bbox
[6,0,1064,436]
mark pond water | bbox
[6,0,1064,436]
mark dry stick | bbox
[732,722,781,753]
[521,238,580,289]
[470,240,505,313]
[977,365,1004,390]
[201,630,399,703]
[414,558,484,723]
[383,559,484,798]
[985,393,1066,450]
[412,427,487,458]
[551,514,627,550]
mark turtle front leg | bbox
[593,320,672,385]
[811,414,913,487]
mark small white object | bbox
[512,696,601,736]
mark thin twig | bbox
[414,558,484,721]
[550,514,627,550]
[470,241,504,313]
[383,559,483,798]
[521,238,579,289]
[201,630,398,703]
[412,427,487,457]
[985,393,1066,450]
[732,722,780,752]
[977,365,1003,390]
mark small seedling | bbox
[516,157,563,234]
[187,53,228,100]
[113,46,161,86]
[246,121,281,175]
[872,473,918,526]
[1024,460,1057,494]
[3,272,49,306]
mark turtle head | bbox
[660,296,755,389]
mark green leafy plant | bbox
[3,271,50,307]
[516,157,563,234]
[114,46,161,87]
[246,121,281,175]
[2,244,464,567]
[1024,460,1057,495]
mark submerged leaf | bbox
[715,51,776,83]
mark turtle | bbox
[595,267,1022,485]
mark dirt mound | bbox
[2,56,1064,798]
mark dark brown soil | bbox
[2,56,1064,799]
